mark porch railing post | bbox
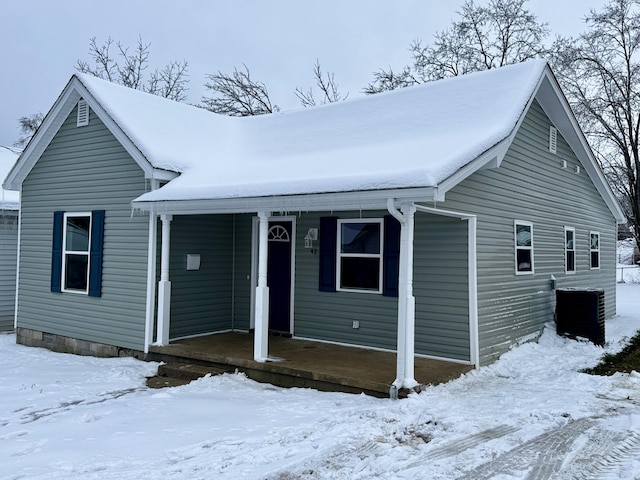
[156,214,172,345]
[254,211,271,362]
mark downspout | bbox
[387,198,418,396]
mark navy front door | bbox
[267,221,292,333]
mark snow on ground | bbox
[2,284,640,479]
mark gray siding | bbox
[414,214,470,361]
[232,214,253,330]
[18,104,149,351]
[0,213,18,331]
[168,214,234,338]
[293,211,398,351]
[441,99,617,365]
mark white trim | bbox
[514,220,534,275]
[590,231,601,270]
[336,218,384,294]
[564,226,576,274]
[132,187,437,215]
[413,204,479,368]
[13,199,22,329]
[61,212,92,294]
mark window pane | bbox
[591,252,600,269]
[340,257,380,290]
[565,230,574,249]
[590,233,599,250]
[516,224,531,247]
[517,249,532,272]
[65,254,88,291]
[566,251,575,272]
[66,216,90,251]
[341,223,380,254]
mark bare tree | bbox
[365,0,550,94]
[201,65,278,116]
[76,36,189,102]
[552,0,640,250]
[295,60,348,107]
[14,113,44,148]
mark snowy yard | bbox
[2,285,640,479]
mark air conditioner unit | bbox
[555,288,605,346]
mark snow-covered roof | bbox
[74,60,546,203]
[2,60,625,221]
[0,146,20,210]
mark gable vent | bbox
[549,126,557,154]
[77,99,89,127]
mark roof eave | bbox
[131,186,438,215]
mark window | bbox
[565,227,576,274]
[63,214,91,292]
[515,221,534,274]
[337,219,383,293]
[51,210,105,296]
[590,231,600,269]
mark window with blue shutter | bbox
[51,210,105,297]
[318,215,400,296]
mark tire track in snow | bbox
[3,387,144,425]
[455,416,640,480]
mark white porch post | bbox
[254,211,271,362]
[156,214,172,345]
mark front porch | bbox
[146,332,473,398]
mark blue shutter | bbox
[88,210,105,297]
[51,211,64,293]
[318,216,338,292]
[383,215,400,297]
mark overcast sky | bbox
[0,0,609,148]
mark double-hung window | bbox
[51,210,105,297]
[565,227,576,273]
[337,219,383,293]
[62,213,91,292]
[590,231,600,269]
[515,220,534,274]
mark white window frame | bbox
[336,218,384,294]
[61,212,92,294]
[564,227,576,274]
[590,231,600,270]
[514,220,534,275]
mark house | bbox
[3,60,625,392]
[0,146,20,331]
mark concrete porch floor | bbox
[146,332,473,397]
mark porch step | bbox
[146,362,231,389]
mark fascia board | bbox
[535,68,626,223]
[435,138,511,201]
[131,187,437,215]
